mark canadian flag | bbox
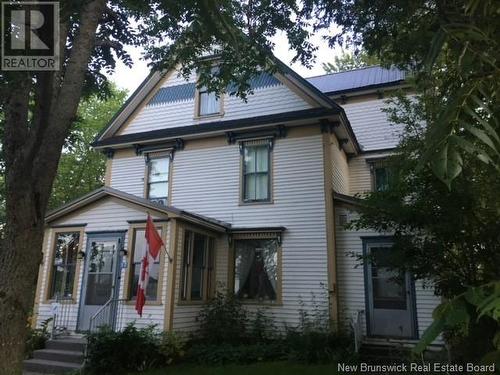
[135,214,164,317]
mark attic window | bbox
[196,67,222,117]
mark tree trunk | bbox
[0,0,106,372]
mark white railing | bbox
[51,296,74,338]
[351,309,365,353]
[88,298,127,333]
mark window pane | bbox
[181,232,192,300]
[148,181,168,199]
[131,262,159,300]
[88,241,116,273]
[234,239,278,301]
[149,158,169,182]
[190,233,206,300]
[244,174,256,201]
[51,232,80,298]
[375,167,389,191]
[371,246,407,309]
[199,91,219,116]
[244,147,256,173]
[255,174,269,200]
[85,274,113,305]
[255,146,268,172]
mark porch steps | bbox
[23,337,86,374]
[360,339,444,363]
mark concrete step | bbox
[45,338,86,352]
[22,358,82,374]
[33,349,84,364]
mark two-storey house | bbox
[32,58,441,345]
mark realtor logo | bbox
[1,1,60,71]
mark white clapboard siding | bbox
[342,98,403,151]
[171,135,329,328]
[330,135,349,194]
[110,156,146,196]
[119,85,312,135]
[36,198,169,331]
[335,206,442,341]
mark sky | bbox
[109,31,344,95]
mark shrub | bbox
[25,318,51,359]
[159,331,186,365]
[195,291,248,345]
[284,329,356,364]
[85,324,164,374]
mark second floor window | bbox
[373,164,391,192]
[49,231,80,299]
[147,157,169,205]
[242,141,271,203]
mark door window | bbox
[85,240,117,305]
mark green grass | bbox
[137,361,339,375]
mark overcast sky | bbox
[109,30,344,95]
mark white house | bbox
[32,57,441,345]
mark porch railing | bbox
[89,298,127,333]
[51,296,74,339]
[351,309,365,353]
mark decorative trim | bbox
[320,119,340,134]
[227,125,286,145]
[127,219,170,224]
[50,223,87,228]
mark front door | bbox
[364,241,417,338]
[77,233,123,331]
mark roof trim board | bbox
[45,187,230,232]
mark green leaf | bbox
[462,123,500,156]
[430,142,463,188]
[424,28,446,71]
[413,318,445,354]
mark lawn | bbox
[137,361,340,375]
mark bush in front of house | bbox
[186,290,356,365]
[85,324,184,374]
[25,318,51,359]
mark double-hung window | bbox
[233,238,280,302]
[371,161,391,192]
[180,230,215,302]
[242,141,271,203]
[129,228,161,302]
[146,157,169,205]
[49,231,80,299]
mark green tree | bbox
[308,0,500,186]
[322,49,379,73]
[49,87,127,210]
[349,94,500,362]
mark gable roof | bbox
[45,187,230,232]
[306,66,406,96]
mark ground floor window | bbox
[233,238,279,302]
[129,227,162,302]
[180,230,215,302]
[49,231,80,299]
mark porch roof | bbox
[45,187,230,232]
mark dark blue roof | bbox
[306,66,406,95]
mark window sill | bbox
[124,300,163,306]
[239,199,274,206]
[177,300,208,306]
[42,298,77,305]
[193,112,225,120]
[239,299,282,306]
